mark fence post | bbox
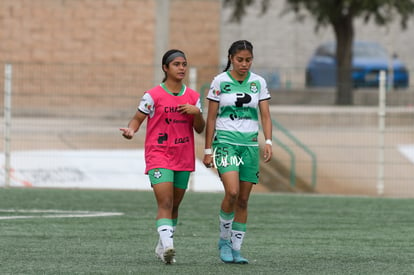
[377,70,386,195]
[189,67,197,91]
[4,64,12,187]
[188,67,197,192]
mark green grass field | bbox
[1,188,414,274]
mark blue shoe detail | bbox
[232,249,248,264]
[218,239,233,263]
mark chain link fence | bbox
[1,63,414,197]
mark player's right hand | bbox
[119,128,134,139]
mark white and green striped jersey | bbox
[207,71,271,146]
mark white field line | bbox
[0,209,124,220]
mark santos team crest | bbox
[153,169,162,179]
[250,82,258,93]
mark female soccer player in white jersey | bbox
[120,49,205,264]
[203,40,273,264]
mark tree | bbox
[223,0,414,105]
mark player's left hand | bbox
[263,144,272,162]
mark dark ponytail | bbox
[223,40,254,72]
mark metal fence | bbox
[1,63,414,197]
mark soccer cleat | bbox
[232,249,248,264]
[218,239,233,263]
[163,247,176,264]
[155,240,176,264]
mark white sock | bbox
[157,226,175,243]
[157,225,174,249]
[231,229,245,251]
[219,216,233,240]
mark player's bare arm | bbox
[120,111,147,139]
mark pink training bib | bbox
[141,85,200,174]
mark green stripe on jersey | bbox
[215,129,258,146]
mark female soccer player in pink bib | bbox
[120,49,205,264]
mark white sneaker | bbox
[163,247,176,264]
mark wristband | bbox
[265,139,272,146]
[204,148,213,155]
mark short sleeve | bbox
[195,98,202,113]
[259,78,271,101]
[138,92,155,117]
[206,76,221,102]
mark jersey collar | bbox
[160,83,186,96]
[226,71,250,85]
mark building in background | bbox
[2,0,413,90]
[0,0,221,94]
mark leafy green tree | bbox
[224,0,414,105]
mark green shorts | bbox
[212,142,259,184]
[148,168,190,189]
